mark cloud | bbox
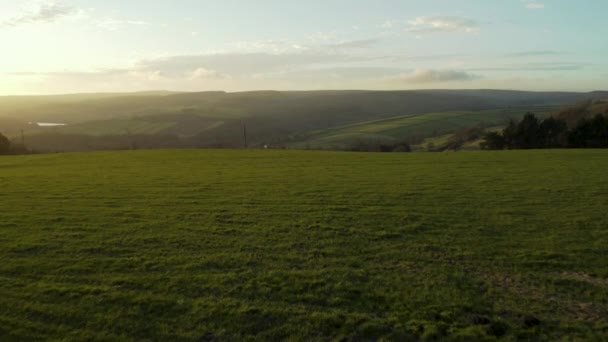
[0,1,74,27]
[96,19,148,31]
[307,31,339,44]
[233,38,379,54]
[323,39,380,50]
[405,16,479,33]
[128,70,164,81]
[252,67,403,81]
[392,69,480,83]
[8,50,365,82]
[524,2,545,9]
[506,50,561,57]
[189,68,225,80]
[527,3,545,9]
[6,51,407,93]
[135,52,359,78]
[0,2,147,32]
[469,62,589,72]
[370,53,465,63]
[234,40,310,54]
[8,69,128,77]
[8,68,171,88]
[379,20,400,29]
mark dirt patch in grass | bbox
[484,271,607,323]
[560,272,608,288]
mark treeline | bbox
[18,133,185,153]
[1,130,294,154]
[350,140,412,152]
[0,133,28,155]
[481,112,608,149]
[2,129,415,154]
[0,133,9,154]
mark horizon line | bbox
[1,88,607,98]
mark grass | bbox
[291,107,557,149]
[46,118,177,136]
[0,149,607,340]
[413,126,505,151]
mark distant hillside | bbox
[0,89,605,151]
[288,106,557,150]
[554,100,608,127]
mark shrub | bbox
[480,132,505,150]
[0,133,10,155]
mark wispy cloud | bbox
[405,16,479,33]
[527,3,545,9]
[378,20,400,29]
[506,50,561,57]
[7,48,386,87]
[371,53,465,63]
[323,39,380,50]
[524,1,545,10]
[233,37,380,55]
[96,19,148,31]
[135,53,354,77]
[468,62,589,72]
[0,2,147,32]
[189,68,226,80]
[233,40,309,54]
[9,69,128,77]
[391,69,480,83]
[0,1,74,27]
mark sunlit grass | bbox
[0,149,607,340]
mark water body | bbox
[30,122,67,127]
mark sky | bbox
[0,0,607,95]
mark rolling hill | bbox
[1,90,606,151]
[287,106,557,150]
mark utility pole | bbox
[126,128,136,150]
[243,122,248,149]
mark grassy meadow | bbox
[0,150,607,340]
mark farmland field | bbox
[0,150,607,340]
[289,107,557,149]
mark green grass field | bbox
[290,107,557,149]
[1,150,607,340]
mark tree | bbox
[379,144,393,152]
[515,113,541,149]
[0,133,10,154]
[568,114,608,148]
[539,117,568,148]
[392,142,412,152]
[480,132,505,150]
[502,119,518,149]
[482,112,608,150]
[501,113,544,149]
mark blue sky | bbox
[0,0,606,94]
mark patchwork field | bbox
[0,150,607,340]
[289,107,557,149]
